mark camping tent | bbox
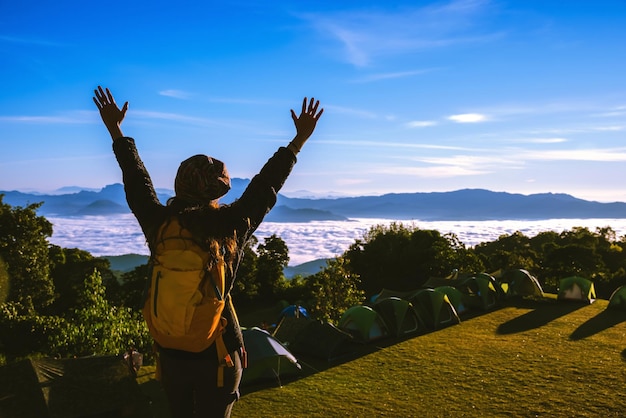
[422,270,464,289]
[456,275,499,311]
[272,316,311,348]
[338,305,389,342]
[407,289,460,330]
[278,304,309,320]
[371,297,421,337]
[607,285,626,311]
[371,288,420,303]
[433,286,469,315]
[498,269,544,298]
[289,320,358,361]
[557,276,596,303]
[474,273,506,301]
[242,327,302,386]
[0,355,152,418]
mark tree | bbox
[345,223,483,297]
[0,255,8,304]
[49,269,152,358]
[0,196,55,309]
[115,263,150,309]
[474,231,540,273]
[48,246,116,315]
[231,235,260,302]
[305,257,364,324]
[256,234,289,300]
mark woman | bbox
[93,86,323,417]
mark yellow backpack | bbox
[143,216,235,386]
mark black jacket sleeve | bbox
[112,137,166,244]
[228,146,297,244]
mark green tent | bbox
[272,315,311,348]
[498,269,544,298]
[456,275,499,311]
[0,356,152,418]
[474,272,507,301]
[607,285,626,311]
[557,276,596,303]
[433,286,469,315]
[371,288,419,303]
[289,320,359,361]
[372,297,422,337]
[407,289,460,330]
[241,327,302,386]
[338,305,389,342]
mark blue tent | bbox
[279,305,309,319]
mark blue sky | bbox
[1,0,625,202]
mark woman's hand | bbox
[289,97,324,153]
[93,86,129,140]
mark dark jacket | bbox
[113,137,296,352]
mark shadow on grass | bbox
[239,338,389,395]
[496,299,585,335]
[239,326,433,396]
[569,310,626,341]
[622,348,626,362]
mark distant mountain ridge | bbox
[3,182,626,221]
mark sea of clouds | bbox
[46,215,626,267]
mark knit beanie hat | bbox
[174,154,231,204]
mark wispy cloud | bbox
[376,146,626,180]
[0,35,65,47]
[158,90,271,104]
[0,111,93,124]
[322,105,379,119]
[352,68,437,83]
[159,89,193,99]
[520,137,568,144]
[206,97,271,105]
[375,164,491,178]
[448,113,489,123]
[336,178,371,186]
[593,105,626,118]
[417,154,520,169]
[592,125,625,131]
[132,110,220,126]
[317,139,477,152]
[303,0,499,66]
[406,120,438,128]
[445,99,619,124]
[520,148,626,162]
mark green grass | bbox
[137,297,626,417]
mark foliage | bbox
[474,231,540,273]
[475,226,626,296]
[114,263,150,309]
[345,222,484,297]
[255,234,289,300]
[3,192,626,368]
[0,269,151,362]
[304,257,365,324]
[0,254,9,304]
[231,235,260,302]
[52,269,152,357]
[0,195,55,308]
[47,245,117,315]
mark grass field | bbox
[137,296,626,417]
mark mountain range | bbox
[3,180,626,221]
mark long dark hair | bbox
[163,197,239,274]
